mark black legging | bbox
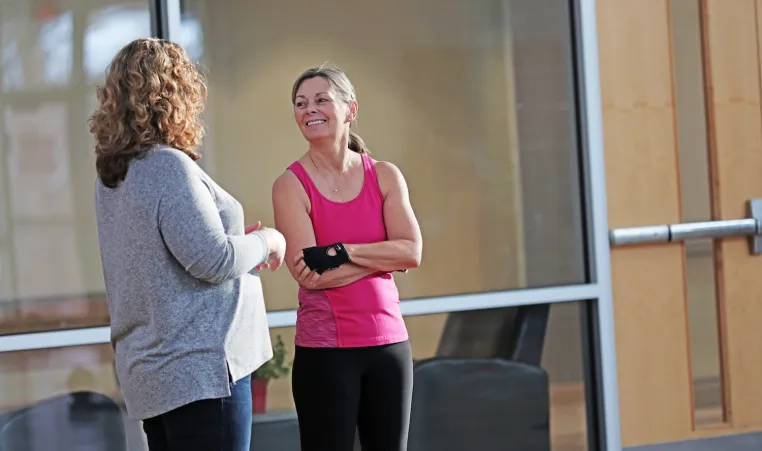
[292,341,413,451]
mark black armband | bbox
[302,243,351,274]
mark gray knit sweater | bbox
[94,146,273,420]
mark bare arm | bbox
[272,171,376,289]
[301,262,378,290]
[344,161,422,272]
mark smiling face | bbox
[293,76,356,144]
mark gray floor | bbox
[626,432,762,451]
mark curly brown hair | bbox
[89,38,207,188]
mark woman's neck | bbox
[308,135,355,174]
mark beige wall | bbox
[200,0,527,312]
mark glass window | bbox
[0,0,152,335]
[255,303,592,451]
[181,0,587,312]
[0,0,589,334]
[0,343,146,450]
[0,303,593,450]
[85,4,152,82]
[0,2,73,91]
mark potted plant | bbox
[251,334,292,414]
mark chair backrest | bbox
[408,358,551,451]
[0,392,126,451]
[435,304,550,365]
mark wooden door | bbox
[599,0,762,447]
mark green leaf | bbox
[252,334,292,381]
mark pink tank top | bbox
[288,154,409,348]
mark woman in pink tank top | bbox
[272,65,423,451]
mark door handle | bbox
[609,198,762,255]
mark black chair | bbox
[435,304,550,364]
[0,391,127,451]
[408,358,550,451]
[246,305,553,451]
[406,304,552,451]
[251,412,301,451]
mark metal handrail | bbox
[610,219,758,246]
[608,198,762,255]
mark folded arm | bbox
[300,262,378,290]
[273,170,375,290]
[344,161,422,272]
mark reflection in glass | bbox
[259,303,590,451]
[181,0,587,311]
[669,0,726,426]
[85,5,151,81]
[85,4,203,81]
[0,4,73,91]
[0,344,145,450]
[0,0,588,334]
[0,303,591,450]
[1,1,202,88]
[0,0,205,335]
[177,9,204,62]
[0,1,152,335]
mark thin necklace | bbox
[308,153,350,195]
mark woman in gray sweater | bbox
[90,38,285,451]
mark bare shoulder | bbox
[272,169,308,204]
[373,159,406,181]
[372,159,408,197]
[273,169,300,192]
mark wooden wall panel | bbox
[703,0,762,430]
[597,0,693,446]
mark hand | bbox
[245,221,273,271]
[293,250,321,287]
[257,228,286,272]
[245,221,262,234]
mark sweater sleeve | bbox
[156,153,269,284]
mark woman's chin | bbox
[304,131,336,144]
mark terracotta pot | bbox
[251,378,268,414]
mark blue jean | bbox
[142,374,252,451]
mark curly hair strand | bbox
[89,38,207,188]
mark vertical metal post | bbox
[577,0,623,450]
[150,0,181,41]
